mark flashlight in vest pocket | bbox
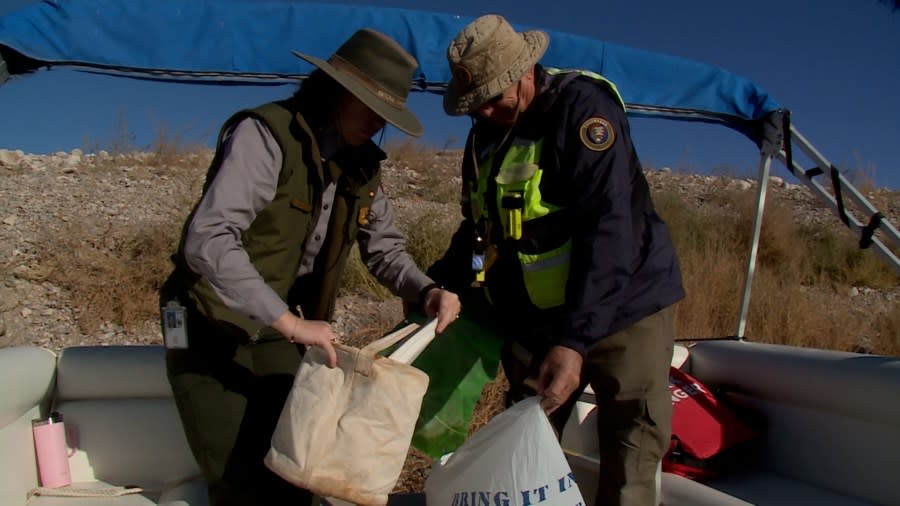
[501,192,524,240]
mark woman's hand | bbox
[422,287,462,334]
[271,310,338,368]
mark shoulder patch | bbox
[579,117,615,152]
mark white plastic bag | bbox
[425,397,585,506]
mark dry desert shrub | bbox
[36,141,899,352]
[40,222,177,335]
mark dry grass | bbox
[876,301,900,351]
[656,185,898,355]
[40,222,178,335]
[339,246,393,300]
[36,148,209,335]
[34,141,898,353]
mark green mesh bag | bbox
[386,312,503,459]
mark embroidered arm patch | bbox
[579,117,615,152]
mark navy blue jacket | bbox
[430,67,685,356]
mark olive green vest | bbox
[470,69,625,309]
[179,101,382,338]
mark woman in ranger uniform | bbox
[430,15,685,506]
[160,29,460,506]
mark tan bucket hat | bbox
[443,15,549,116]
[293,29,423,137]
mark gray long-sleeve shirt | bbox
[183,117,432,327]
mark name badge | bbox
[161,301,188,349]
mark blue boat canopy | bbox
[0,0,781,144]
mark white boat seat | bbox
[690,340,900,505]
[25,481,156,506]
[564,340,900,506]
[700,471,875,506]
[156,479,210,506]
[53,346,204,504]
[662,470,872,506]
[0,347,57,506]
[24,478,209,506]
[0,346,208,506]
[660,472,753,506]
[569,441,877,506]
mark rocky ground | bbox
[1,147,897,352]
[0,147,440,350]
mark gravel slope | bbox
[1,147,897,351]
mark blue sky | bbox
[1,0,899,189]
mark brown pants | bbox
[503,306,675,506]
[165,312,312,506]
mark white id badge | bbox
[162,301,188,349]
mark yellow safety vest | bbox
[468,68,625,309]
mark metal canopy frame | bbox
[736,112,900,338]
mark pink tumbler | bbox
[32,412,72,488]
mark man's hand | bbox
[422,287,462,333]
[537,345,583,415]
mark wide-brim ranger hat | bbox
[443,14,549,116]
[293,28,423,137]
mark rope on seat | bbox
[27,484,144,501]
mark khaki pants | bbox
[165,312,312,506]
[503,306,675,506]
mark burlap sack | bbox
[265,323,430,506]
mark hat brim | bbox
[293,50,423,137]
[443,30,549,117]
